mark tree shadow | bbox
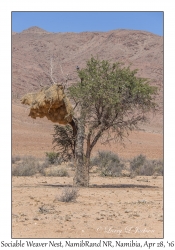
[42,183,158,189]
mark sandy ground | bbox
[12,100,163,239]
[12,174,163,239]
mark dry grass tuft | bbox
[57,187,79,202]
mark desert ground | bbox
[12,175,163,239]
[12,100,163,239]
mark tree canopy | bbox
[53,57,158,186]
[68,57,157,145]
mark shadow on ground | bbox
[41,183,158,189]
[13,182,159,189]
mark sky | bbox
[12,11,163,36]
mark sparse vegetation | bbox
[37,160,50,175]
[90,152,163,177]
[11,153,163,178]
[58,187,79,202]
[130,155,163,176]
[130,154,146,174]
[12,156,39,176]
[90,151,124,177]
[12,154,70,177]
[152,160,164,176]
[12,155,21,164]
[45,152,62,165]
[43,167,69,177]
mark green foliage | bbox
[90,151,124,177]
[52,125,75,161]
[68,57,158,147]
[68,57,157,116]
[45,152,61,165]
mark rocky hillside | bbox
[12,26,163,119]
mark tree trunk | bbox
[73,117,89,187]
[85,132,91,186]
[69,119,78,158]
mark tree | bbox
[53,57,158,187]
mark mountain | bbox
[21,26,49,34]
[12,26,163,127]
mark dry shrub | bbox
[90,151,124,177]
[58,187,79,202]
[37,160,50,175]
[37,153,62,175]
[12,155,21,164]
[12,156,39,176]
[43,167,69,177]
[152,160,164,175]
[130,155,163,176]
[130,154,146,175]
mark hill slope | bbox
[12,27,163,100]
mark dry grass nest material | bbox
[21,84,73,124]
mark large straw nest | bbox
[21,84,73,124]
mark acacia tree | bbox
[53,57,157,187]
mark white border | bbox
[1,0,175,246]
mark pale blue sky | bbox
[12,11,163,36]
